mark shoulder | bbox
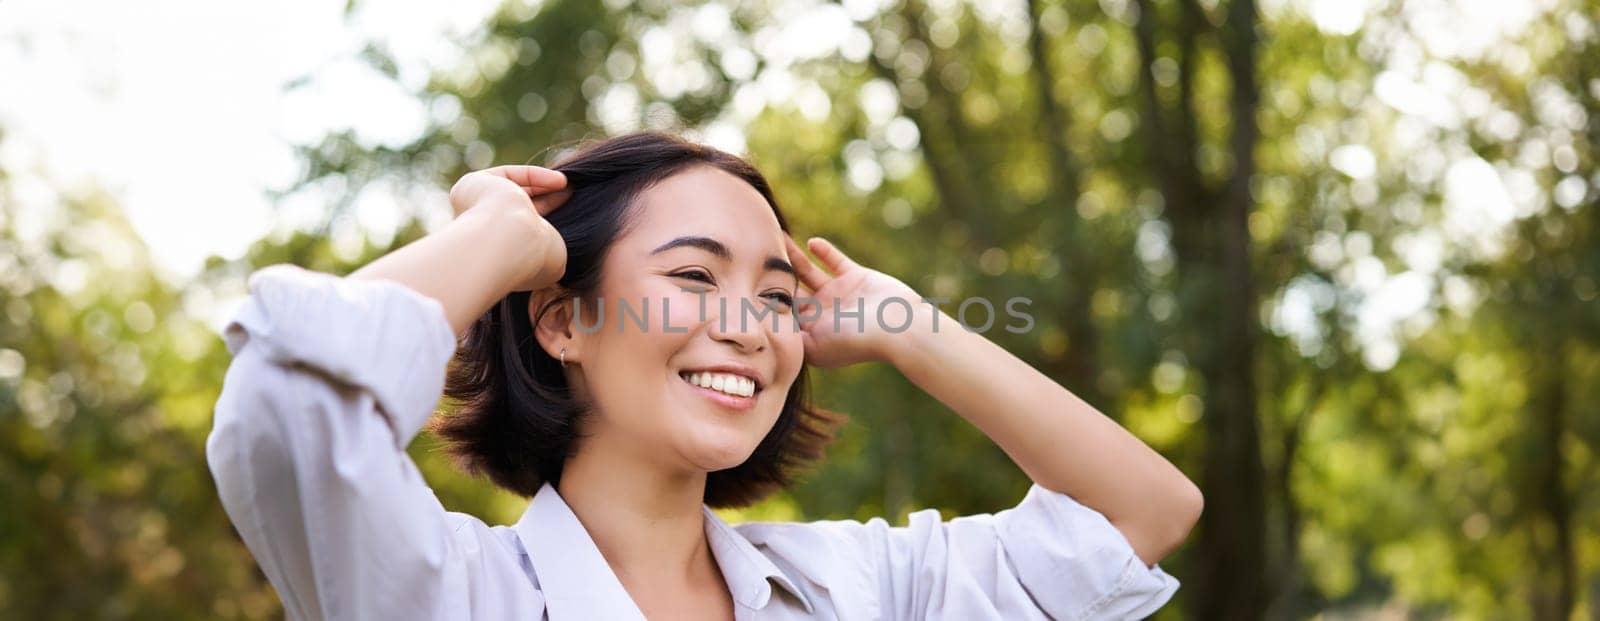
[443,511,526,560]
[728,510,947,586]
[444,511,550,596]
[732,505,972,555]
[734,517,888,568]
[729,488,1180,620]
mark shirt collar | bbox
[514,483,813,616]
[515,483,647,620]
[702,504,815,614]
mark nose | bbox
[706,293,769,353]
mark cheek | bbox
[581,295,686,407]
[772,329,806,385]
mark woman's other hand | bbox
[448,165,572,292]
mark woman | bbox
[207,132,1202,620]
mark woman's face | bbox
[566,165,804,473]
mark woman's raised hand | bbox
[785,236,927,369]
[448,165,572,292]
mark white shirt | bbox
[206,264,1180,620]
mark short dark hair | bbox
[431,132,840,508]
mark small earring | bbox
[559,347,568,367]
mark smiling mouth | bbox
[677,371,761,399]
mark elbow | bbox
[1129,478,1203,566]
[207,348,304,492]
[211,348,292,433]
[1170,478,1203,544]
[1157,479,1204,562]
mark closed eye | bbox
[672,269,795,309]
[764,291,795,308]
[671,269,714,284]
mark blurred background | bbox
[1,0,1595,618]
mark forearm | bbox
[350,210,531,338]
[885,307,1202,564]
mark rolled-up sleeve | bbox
[217,263,457,437]
[205,264,525,620]
[988,484,1179,619]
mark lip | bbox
[677,372,759,411]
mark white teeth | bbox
[684,371,756,398]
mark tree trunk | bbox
[1135,0,1269,618]
[1532,345,1574,621]
[1265,381,1319,620]
[1023,0,1105,409]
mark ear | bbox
[528,287,588,365]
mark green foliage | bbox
[0,188,278,617]
[2,0,1597,618]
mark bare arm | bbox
[787,236,1202,567]
[884,305,1203,566]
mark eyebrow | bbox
[650,235,796,278]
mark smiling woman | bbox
[206,131,1199,620]
[433,134,838,509]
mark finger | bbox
[785,235,833,292]
[484,165,567,191]
[531,188,571,216]
[791,281,819,320]
[807,237,860,276]
[794,297,819,324]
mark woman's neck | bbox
[556,442,717,588]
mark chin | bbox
[665,411,775,472]
[679,430,765,472]
[666,379,782,472]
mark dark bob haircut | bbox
[431,131,841,508]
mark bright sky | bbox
[0,0,499,279]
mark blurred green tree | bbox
[0,166,278,618]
